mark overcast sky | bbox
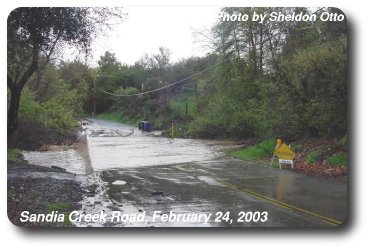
[86,6,221,66]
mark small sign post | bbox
[272,142,296,169]
[278,159,294,169]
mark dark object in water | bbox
[139,121,151,132]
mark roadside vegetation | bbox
[229,136,347,177]
[85,8,346,146]
[7,7,347,171]
[97,112,126,124]
[325,153,347,167]
[7,148,23,163]
[46,202,74,227]
[229,139,275,161]
[7,7,122,150]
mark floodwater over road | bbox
[23,145,93,175]
[86,119,222,169]
[22,119,347,227]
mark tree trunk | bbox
[7,88,22,136]
[259,23,264,73]
[7,45,39,138]
[232,27,243,75]
[248,29,258,78]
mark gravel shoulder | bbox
[7,161,90,227]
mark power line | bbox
[96,16,321,98]
[97,67,146,78]
[97,57,232,97]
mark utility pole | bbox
[44,117,49,151]
[93,74,96,117]
[171,122,175,139]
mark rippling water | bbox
[86,119,221,170]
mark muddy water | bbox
[86,119,222,169]
[23,131,93,175]
[22,118,222,174]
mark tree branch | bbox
[7,74,15,91]
[39,32,62,72]
[17,44,40,90]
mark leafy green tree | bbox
[189,7,346,139]
[7,7,122,137]
[95,51,124,113]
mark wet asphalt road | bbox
[24,119,348,227]
[77,119,347,227]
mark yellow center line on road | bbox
[216,179,342,226]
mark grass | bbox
[325,153,347,167]
[306,151,319,164]
[97,111,140,127]
[229,139,275,161]
[46,202,70,212]
[97,112,124,123]
[46,202,73,227]
[7,148,23,163]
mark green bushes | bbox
[7,148,22,163]
[293,144,304,153]
[169,95,197,119]
[229,139,275,160]
[97,111,125,123]
[325,153,347,167]
[188,94,271,139]
[19,86,79,133]
[18,87,44,122]
[306,151,319,164]
[189,23,346,140]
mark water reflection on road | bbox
[276,173,296,201]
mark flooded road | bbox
[86,119,222,170]
[23,119,347,227]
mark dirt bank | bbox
[7,161,96,227]
[7,124,93,228]
[8,121,82,151]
